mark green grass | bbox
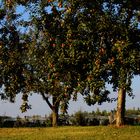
[0,126,140,140]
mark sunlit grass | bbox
[0,126,140,140]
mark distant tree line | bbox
[1,108,140,127]
[125,108,140,116]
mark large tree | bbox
[103,0,140,126]
[65,0,140,127]
[17,0,110,126]
[1,0,92,127]
[16,0,80,127]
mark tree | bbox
[103,0,140,126]
[0,0,69,127]
[1,0,91,127]
[65,0,140,127]
[0,0,36,119]
[19,0,110,126]
[0,0,26,103]
[89,0,140,126]
[16,0,80,127]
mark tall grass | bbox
[0,126,140,140]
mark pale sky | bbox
[0,76,140,117]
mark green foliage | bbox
[63,0,140,126]
[126,108,140,116]
[72,110,86,126]
[0,0,140,127]
[0,1,26,102]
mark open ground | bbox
[0,126,140,140]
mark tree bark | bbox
[116,88,126,127]
[52,97,59,127]
[52,107,59,127]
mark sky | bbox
[0,76,140,117]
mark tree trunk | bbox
[52,97,59,127]
[52,107,59,127]
[41,93,60,127]
[116,88,126,127]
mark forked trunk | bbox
[41,93,60,127]
[116,88,126,127]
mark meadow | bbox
[0,126,140,140]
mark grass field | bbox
[0,126,140,140]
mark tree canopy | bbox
[0,0,140,127]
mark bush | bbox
[99,119,109,125]
[86,118,99,126]
[73,111,86,126]
[46,119,52,127]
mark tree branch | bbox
[41,93,53,110]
